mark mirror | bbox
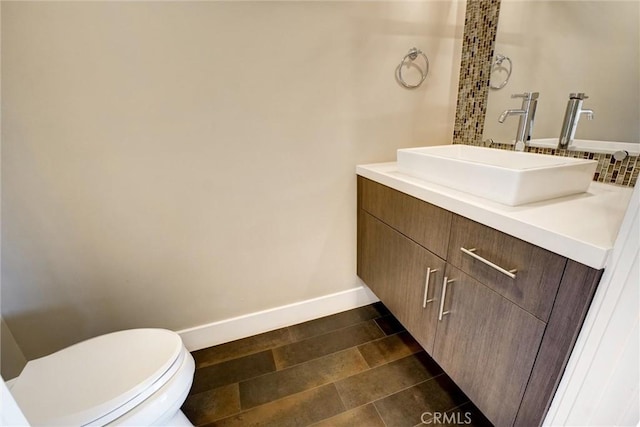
[483,1,639,145]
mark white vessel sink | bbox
[397,145,597,206]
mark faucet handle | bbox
[511,92,539,100]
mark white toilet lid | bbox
[10,328,183,426]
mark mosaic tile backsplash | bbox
[452,0,500,146]
[490,142,639,187]
[452,0,638,187]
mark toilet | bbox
[8,329,195,426]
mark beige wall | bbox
[1,1,464,359]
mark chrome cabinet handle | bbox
[438,276,454,321]
[460,247,517,279]
[422,268,439,308]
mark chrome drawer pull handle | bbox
[438,277,454,321]
[460,247,518,279]
[422,268,439,308]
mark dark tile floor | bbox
[182,303,493,427]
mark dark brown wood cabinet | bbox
[357,176,601,427]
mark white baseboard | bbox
[177,285,379,352]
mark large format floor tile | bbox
[190,350,276,395]
[192,328,292,369]
[272,320,385,369]
[239,348,368,409]
[334,352,443,410]
[310,404,385,427]
[357,331,423,368]
[373,375,469,427]
[207,385,345,427]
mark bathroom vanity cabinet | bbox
[357,176,603,427]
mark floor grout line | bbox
[194,347,278,372]
[235,346,371,410]
[285,306,390,342]
[371,316,388,336]
[212,382,347,425]
[369,373,446,408]
[372,401,390,427]
[333,374,350,417]
[269,319,387,371]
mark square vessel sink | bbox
[397,145,597,206]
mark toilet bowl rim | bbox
[87,344,193,426]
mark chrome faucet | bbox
[558,93,594,149]
[498,92,539,151]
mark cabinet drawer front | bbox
[434,265,546,427]
[359,177,452,259]
[358,211,445,353]
[447,215,566,321]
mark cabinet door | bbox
[433,264,546,427]
[358,210,445,353]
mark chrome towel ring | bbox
[490,53,512,90]
[396,48,429,89]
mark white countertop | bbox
[357,162,634,269]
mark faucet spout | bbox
[498,92,539,150]
[498,109,524,123]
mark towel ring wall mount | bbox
[396,48,429,89]
[490,53,513,90]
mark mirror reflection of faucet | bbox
[498,92,539,151]
[558,93,594,149]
